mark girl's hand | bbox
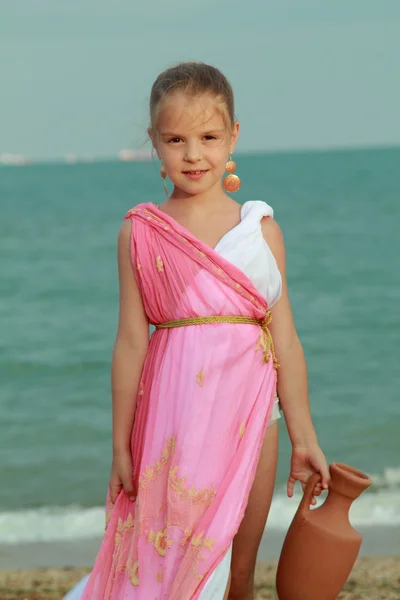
[287,444,330,506]
[109,450,136,504]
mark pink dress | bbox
[80,200,281,599]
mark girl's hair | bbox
[149,62,235,130]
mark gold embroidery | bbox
[164,226,169,231]
[255,331,262,354]
[129,560,139,586]
[199,251,205,258]
[147,528,173,557]
[126,208,136,217]
[196,370,205,386]
[137,263,142,271]
[106,434,229,591]
[107,430,219,587]
[143,208,169,228]
[105,499,114,530]
[156,569,164,583]
[115,513,135,548]
[163,520,193,547]
[239,422,246,438]
[156,255,164,272]
[191,532,203,547]
[255,328,269,360]
[139,437,176,491]
[115,518,123,548]
[203,537,215,551]
[138,381,144,396]
[190,531,215,552]
[180,526,193,547]
[168,466,216,506]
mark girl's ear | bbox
[229,121,240,154]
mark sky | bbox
[1,0,400,160]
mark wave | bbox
[369,466,400,488]
[1,485,399,545]
[0,505,104,544]
[268,488,400,530]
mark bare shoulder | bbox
[117,219,133,261]
[119,217,133,241]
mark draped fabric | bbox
[81,203,277,599]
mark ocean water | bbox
[1,147,399,545]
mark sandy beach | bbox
[0,557,399,599]
[0,526,399,598]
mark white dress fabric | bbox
[64,200,282,600]
[214,200,282,308]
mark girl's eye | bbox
[204,135,217,140]
[168,138,182,144]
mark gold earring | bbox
[223,155,241,192]
[160,163,168,197]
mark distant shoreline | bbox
[0,525,398,570]
[1,142,399,168]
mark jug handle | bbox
[299,472,322,515]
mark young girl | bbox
[77,61,330,600]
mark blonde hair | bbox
[149,62,235,130]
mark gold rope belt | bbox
[155,310,279,370]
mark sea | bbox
[1,146,399,549]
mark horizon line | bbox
[1,141,399,167]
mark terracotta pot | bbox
[276,462,372,600]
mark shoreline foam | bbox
[1,484,399,545]
[0,525,399,570]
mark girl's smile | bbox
[182,169,210,180]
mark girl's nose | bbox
[184,144,202,162]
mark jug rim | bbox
[330,462,372,487]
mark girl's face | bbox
[150,92,239,197]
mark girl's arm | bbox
[262,217,330,499]
[262,217,316,446]
[111,219,149,456]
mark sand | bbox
[0,557,399,599]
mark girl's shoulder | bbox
[243,200,283,255]
[124,202,151,220]
[241,200,275,222]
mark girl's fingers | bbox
[320,465,331,490]
[288,474,324,503]
[122,476,136,501]
[109,481,122,504]
[301,481,316,505]
[287,476,296,498]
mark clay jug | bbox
[276,462,372,600]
